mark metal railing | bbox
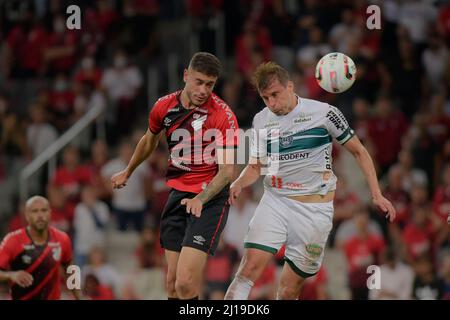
[19,103,105,201]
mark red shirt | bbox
[7,26,47,72]
[432,185,450,223]
[148,91,239,193]
[299,267,327,300]
[0,227,72,300]
[368,112,409,167]
[344,234,385,273]
[402,221,435,260]
[52,165,93,199]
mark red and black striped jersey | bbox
[0,227,72,300]
[149,91,239,193]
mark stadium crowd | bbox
[1,0,450,299]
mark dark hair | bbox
[188,52,222,78]
[252,61,290,92]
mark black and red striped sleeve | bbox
[148,100,167,134]
[215,107,239,149]
[0,233,15,270]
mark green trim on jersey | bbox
[244,242,278,254]
[284,257,317,278]
[268,135,332,153]
[336,127,355,145]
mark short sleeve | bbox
[148,100,166,134]
[0,234,14,270]
[61,233,73,265]
[250,119,267,159]
[325,105,355,145]
[215,108,239,149]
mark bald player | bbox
[0,196,82,300]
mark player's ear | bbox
[287,80,294,91]
[183,69,188,83]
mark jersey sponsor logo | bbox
[22,255,32,264]
[269,151,310,161]
[280,136,293,147]
[326,106,348,131]
[264,121,279,128]
[52,246,61,261]
[212,95,236,129]
[305,244,323,259]
[170,156,192,171]
[193,235,206,246]
[294,116,312,123]
[324,148,332,170]
[191,115,207,131]
[168,107,180,113]
[284,182,304,190]
[24,244,35,250]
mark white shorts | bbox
[244,190,333,277]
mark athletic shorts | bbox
[160,188,230,255]
[244,190,333,277]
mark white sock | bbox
[224,275,254,300]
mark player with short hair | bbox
[0,196,82,300]
[224,62,396,300]
[111,52,239,300]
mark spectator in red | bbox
[147,145,170,219]
[74,55,103,90]
[49,145,93,204]
[86,140,110,201]
[402,205,441,264]
[44,14,77,75]
[48,186,75,234]
[368,96,409,175]
[396,149,428,193]
[204,237,240,300]
[84,273,115,300]
[235,21,272,77]
[47,73,76,131]
[383,165,410,228]
[426,94,450,146]
[343,207,385,300]
[298,266,328,300]
[433,162,450,223]
[5,9,47,78]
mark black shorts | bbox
[160,187,230,256]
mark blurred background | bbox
[0,0,450,300]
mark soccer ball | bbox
[315,52,357,93]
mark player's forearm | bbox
[0,271,11,282]
[195,165,234,204]
[232,163,261,189]
[353,147,382,199]
[126,133,159,176]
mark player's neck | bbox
[179,89,197,110]
[280,94,298,115]
[27,226,49,245]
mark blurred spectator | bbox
[427,94,450,147]
[82,247,122,298]
[86,140,110,201]
[26,104,58,157]
[223,187,257,257]
[0,112,29,160]
[296,26,331,69]
[298,266,328,300]
[147,145,170,219]
[49,145,93,204]
[432,162,450,224]
[402,205,441,264]
[83,273,115,300]
[5,8,47,78]
[74,55,103,90]
[342,207,386,300]
[48,186,75,234]
[44,14,77,75]
[74,185,110,268]
[368,247,414,300]
[422,34,448,93]
[101,49,143,136]
[396,150,428,193]
[368,96,409,175]
[329,8,359,54]
[102,141,150,232]
[204,237,240,300]
[46,73,76,131]
[439,251,450,299]
[135,225,164,269]
[7,202,26,232]
[412,255,444,300]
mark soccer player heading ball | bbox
[111,52,239,300]
[224,62,396,300]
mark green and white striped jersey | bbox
[250,96,354,196]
